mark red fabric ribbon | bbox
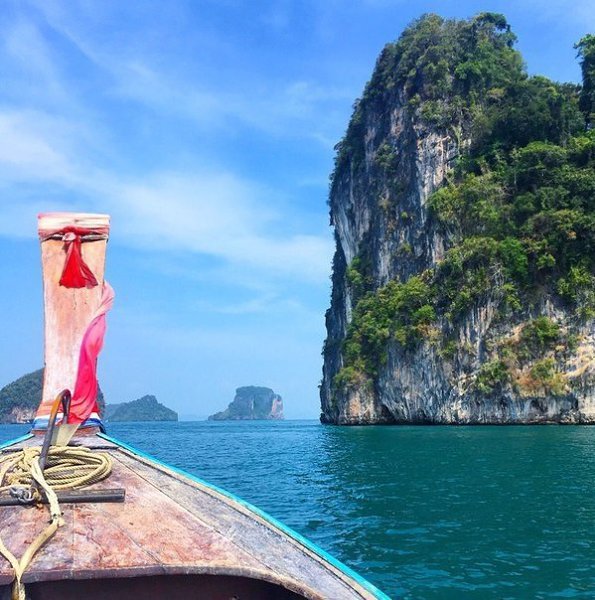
[59,227,99,289]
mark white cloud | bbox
[99,60,351,144]
[0,1,337,286]
[517,0,595,28]
[191,293,320,317]
[20,0,351,143]
[0,111,74,180]
[2,18,68,106]
[105,172,333,282]
[0,107,332,283]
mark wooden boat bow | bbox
[0,432,389,599]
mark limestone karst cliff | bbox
[321,14,595,424]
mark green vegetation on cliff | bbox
[0,369,43,423]
[334,13,595,391]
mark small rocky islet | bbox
[321,13,595,424]
[209,386,284,421]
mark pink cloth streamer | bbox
[68,282,115,425]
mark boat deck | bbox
[0,434,386,599]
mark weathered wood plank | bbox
[111,448,375,599]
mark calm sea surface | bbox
[2,420,595,599]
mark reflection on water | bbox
[2,421,595,598]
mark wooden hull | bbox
[13,575,306,599]
[0,433,390,600]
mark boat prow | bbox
[0,432,389,599]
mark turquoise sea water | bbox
[2,420,595,599]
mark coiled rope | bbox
[0,446,112,600]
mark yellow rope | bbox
[0,447,112,600]
[0,447,112,493]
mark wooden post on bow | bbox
[34,213,110,431]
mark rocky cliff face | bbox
[322,87,458,424]
[321,14,595,424]
[209,386,284,421]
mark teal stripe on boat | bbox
[0,433,33,450]
[99,432,391,600]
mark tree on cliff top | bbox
[576,34,595,126]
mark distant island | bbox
[0,368,105,424]
[209,386,284,421]
[105,395,178,422]
[0,371,174,424]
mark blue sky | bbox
[0,0,592,420]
